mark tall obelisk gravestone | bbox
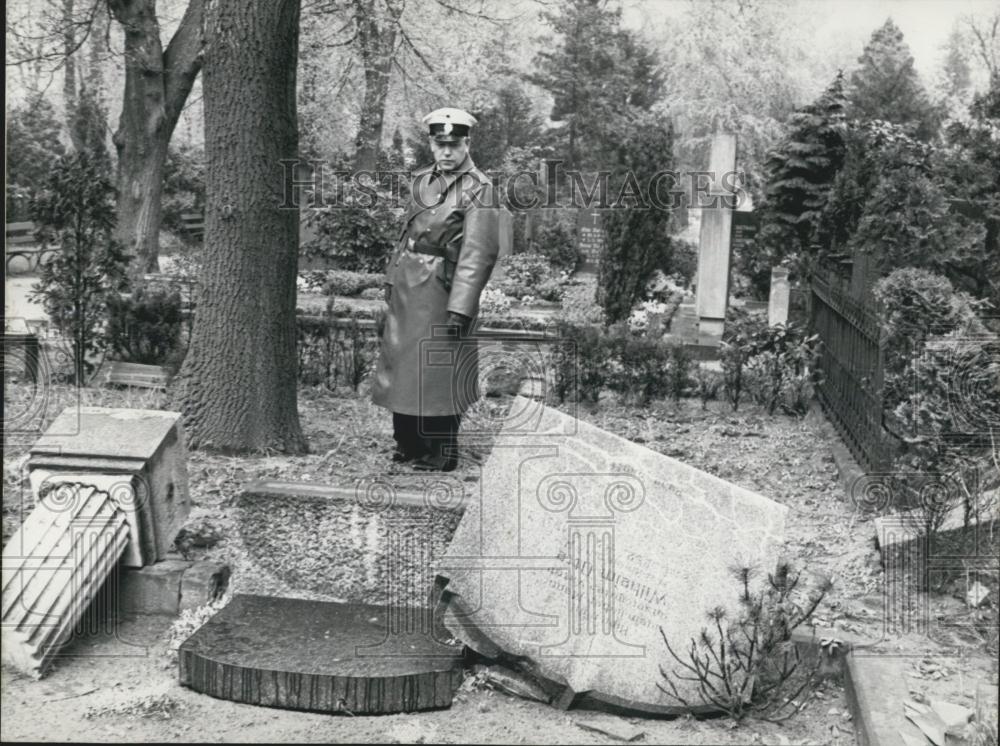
[695,132,737,346]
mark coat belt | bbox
[407,237,450,258]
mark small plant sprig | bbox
[658,562,832,722]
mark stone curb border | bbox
[788,631,868,744]
[242,480,471,512]
[805,402,866,506]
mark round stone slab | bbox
[178,594,463,714]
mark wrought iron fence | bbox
[810,270,894,473]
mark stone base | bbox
[117,559,230,616]
[179,594,463,714]
[696,317,725,346]
[237,480,467,606]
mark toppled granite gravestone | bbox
[27,407,190,567]
[179,594,463,714]
[437,397,788,714]
[237,478,467,606]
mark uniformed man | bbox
[371,107,501,472]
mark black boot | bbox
[412,451,458,472]
[413,415,459,471]
[392,446,426,463]
[392,412,428,463]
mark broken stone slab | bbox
[437,397,787,715]
[2,483,130,678]
[237,478,468,607]
[907,705,949,746]
[965,581,990,608]
[930,700,974,729]
[178,594,464,714]
[27,407,191,566]
[472,664,551,704]
[944,725,974,746]
[898,731,928,746]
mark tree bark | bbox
[352,0,402,172]
[109,0,204,275]
[178,0,306,454]
[63,0,79,142]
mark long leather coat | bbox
[371,156,500,416]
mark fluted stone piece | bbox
[2,483,129,678]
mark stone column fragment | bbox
[2,484,129,678]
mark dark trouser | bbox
[392,412,461,459]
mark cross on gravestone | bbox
[438,397,788,714]
[575,209,606,272]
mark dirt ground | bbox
[0,614,854,745]
[3,382,996,743]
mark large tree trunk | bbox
[178,0,306,454]
[352,0,402,172]
[110,0,204,275]
[354,48,394,172]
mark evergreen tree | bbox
[529,0,662,170]
[5,94,67,220]
[939,26,972,101]
[29,151,130,385]
[936,76,1000,307]
[848,19,941,140]
[468,81,545,171]
[756,72,848,280]
[598,112,676,325]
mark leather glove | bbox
[448,311,472,336]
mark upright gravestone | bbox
[768,267,791,327]
[575,209,606,273]
[695,132,738,346]
[437,398,788,714]
[730,209,758,262]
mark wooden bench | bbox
[179,212,205,242]
[98,361,171,391]
[6,221,37,246]
[3,319,40,383]
[5,221,55,274]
